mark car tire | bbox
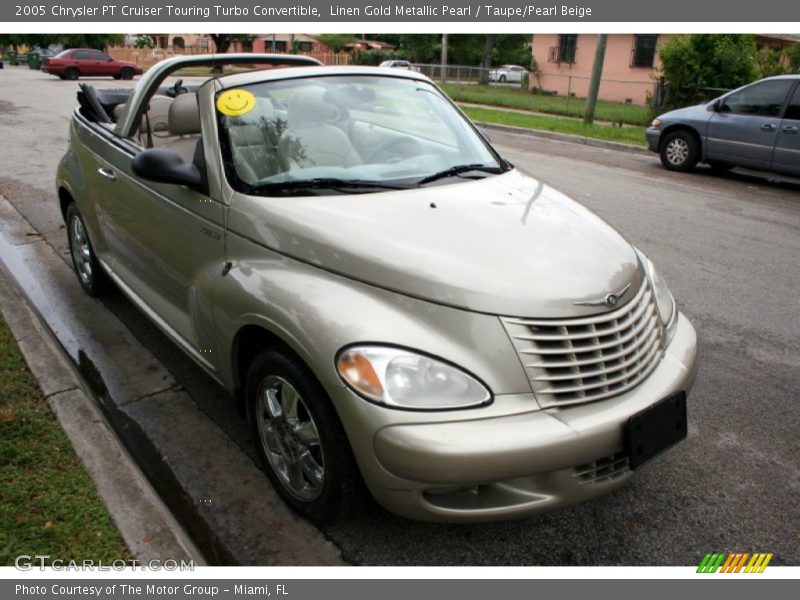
[708,161,734,172]
[659,130,699,172]
[246,349,363,523]
[499,75,507,82]
[64,67,79,81]
[120,67,134,80]
[66,204,113,297]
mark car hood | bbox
[229,169,644,317]
[658,103,713,122]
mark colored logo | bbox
[697,552,773,573]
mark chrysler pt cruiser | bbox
[56,55,698,523]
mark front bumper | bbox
[645,127,662,153]
[334,312,698,522]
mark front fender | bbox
[213,233,533,404]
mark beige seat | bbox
[227,98,281,183]
[139,95,173,146]
[163,93,201,163]
[278,86,360,170]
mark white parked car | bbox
[379,59,418,71]
[489,64,527,83]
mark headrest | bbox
[168,93,201,136]
[287,86,339,126]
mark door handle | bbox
[782,125,800,134]
[97,167,117,181]
[760,123,777,132]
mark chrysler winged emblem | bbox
[573,283,631,308]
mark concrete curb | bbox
[0,262,206,566]
[474,120,651,156]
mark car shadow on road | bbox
[691,165,800,194]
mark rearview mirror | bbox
[132,148,205,191]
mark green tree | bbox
[134,35,154,49]
[56,34,124,50]
[755,47,787,78]
[659,34,759,108]
[786,44,800,73]
[316,34,359,53]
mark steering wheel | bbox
[165,79,189,98]
[368,136,425,163]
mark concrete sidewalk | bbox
[0,194,345,566]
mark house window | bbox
[632,35,658,68]
[557,34,578,64]
[298,41,312,52]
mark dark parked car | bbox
[647,75,800,177]
[43,48,142,80]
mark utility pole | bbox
[583,34,608,125]
[440,33,449,84]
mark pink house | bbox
[530,34,669,106]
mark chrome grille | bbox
[573,452,629,485]
[502,281,664,407]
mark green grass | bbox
[443,83,653,126]
[0,313,129,565]
[462,106,648,146]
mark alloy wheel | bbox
[69,215,93,286]
[255,375,325,501]
[665,138,689,166]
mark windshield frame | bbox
[215,72,510,197]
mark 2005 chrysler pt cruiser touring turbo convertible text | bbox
[56,55,698,523]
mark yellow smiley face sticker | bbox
[216,89,256,117]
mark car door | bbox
[706,79,795,170]
[71,50,93,74]
[94,128,226,367]
[510,67,524,82]
[92,51,115,77]
[772,82,800,176]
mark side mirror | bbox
[711,99,722,112]
[132,148,205,190]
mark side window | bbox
[783,85,800,121]
[557,34,578,64]
[722,80,794,118]
[632,35,658,68]
[93,52,111,61]
[73,51,91,60]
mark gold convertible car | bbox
[57,55,698,523]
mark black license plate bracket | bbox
[626,391,687,469]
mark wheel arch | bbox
[58,186,75,220]
[231,323,319,420]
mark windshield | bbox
[216,74,506,195]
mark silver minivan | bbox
[647,75,800,176]
[57,55,698,523]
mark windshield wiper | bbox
[417,163,505,185]
[261,178,414,192]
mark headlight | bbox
[636,250,677,342]
[336,346,492,411]
[651,118,662,128]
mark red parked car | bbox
[43,48,142,80]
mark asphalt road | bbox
[1,67,799,565]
